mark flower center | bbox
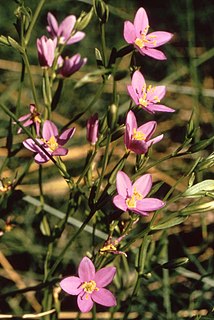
[132,128,146,141]
[134,25,157,49]
[100,243,117,254]
[81,280,99,297]
[46,136,58,151]
[133,187,143,200]
[126,195,137,208]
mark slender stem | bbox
[21,50,39,107]
[25,0,47,45]
[95,130,111,201]
[100,23,107,67]
[47,209,96,279]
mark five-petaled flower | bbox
[86,113,99,145]
[23,120,75,163]
[113,171,165,216]
[60,256,117,313]
[17,104,41,136]
[124,7,173,60]
[125,110,163,154]
[58,54,87,77]
[127,70,175,114]
[37,36,56,67]
[47,12,85,45]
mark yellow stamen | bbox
[126,195,137,208]
[132,128,146,141]
[46,136,58,151]
[100,244,117,254]
[134,25,157,49]
[133,187,143,200]
[81,280,99,295]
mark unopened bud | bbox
[93,0,109,23]
[162,257,189,269]
[75,8,94,31]
[86,113,99,145]
[107,104,117,131]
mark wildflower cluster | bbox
[4,2,210,318]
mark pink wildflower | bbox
[124,7,173,60]
[86,114,99,145]
[47,12,85,45]
[60,256,117,313]
[127,70,175,114]
[58,54,87,77]
[17,104,41,136]
[113,171,165,216]
[23,120,75,163]
[125,110,163,154]
[36,36,56,67]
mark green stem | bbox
[46,209,97,279]
[95,130,111,201]
[100,23,107,67]
[25,0,47,46]
[21,50,39,107]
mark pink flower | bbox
[86,114,99,145]
[60,256,117,313]
[37,36,56,67]
[17,104,41,136]
[125,110,163,154]
[58,54,87,77]
[127,70,175,114]
[47,12,85,45]
[113,171,165,216]
[23,120,75,163]
[124,7,173,60]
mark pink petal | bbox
[127,85,139,105]
[147,104,175,113]
[113,195,128,212]
[42,120,58,141]
[52,146,68,156]
[147,85,166,102]
[18,113,30,122]
[22,119,33,128]
[66,31,85,45]
[116,171,132,198]
[58,15,76,40]
[146,134,163,147]
[133,7,149,37]
[137,121,157,140]
[34,152,50,163]
[146,31,173,47]
[133,174,152,198]
[123,21,136,44]
[23,139,38,153]
[126,110,137,134]
[47,12,58,37]
[58,127,75,145]
[92,288,117,307]
[78,257,95,282]
[132,70,145,99]
[140,47,167,60]
[95,267,116,288]
[136,198,165,211]
[77,293,94,313]
[129,139,148,154]
[60,276,82,295]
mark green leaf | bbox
[181,200,214,215]
[151,216,188,230]
[183,180,214,197]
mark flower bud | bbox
[93,0,109,23]
[162,257,189,269]
[107,104,117,131]
[86,113,99,145]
